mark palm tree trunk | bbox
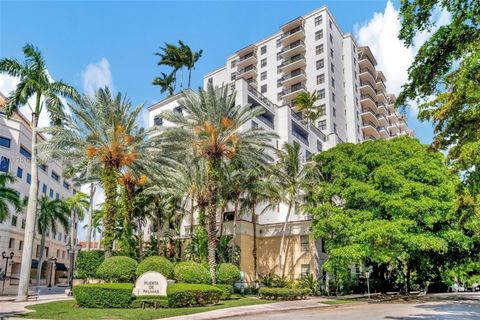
[86,183,96,250]
[97,233,102,249]
[180,67,184,89]
[156,209,162,256]
[17,106,40,301]
[188,68,192,88]
[36,233,46,288]
[189,195,194,237]
[138,219,144,259]
[102,166,118,257]
[232,198,239,252]
[70,209,76,246]
[219,205,225,238]
[251,202,258,282]
[278,198,293,277]
[206,158,220,284]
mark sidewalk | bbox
[162,297,330,320]
[0,294,73,318]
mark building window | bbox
[315,44,324,55]
[316,59,324,70]
[42,183,47,194]
[17,167,23,179]
[331,63,335,73]
[301,264,310,277]
[56,249,60,258]
[208,78,213,84]
[21,218,25,229]
[261,58,267,67]
[332,78,335,88]
[0,156,10,173]
[153,116,163,126]
[223,211,234,221]
[317,140,323,151]
[49,188,54,198]
[261,84,267,94]
[261,71,267,81]
[300,235,310,251]
[276,38,281,48]
[56,192,59,199]
[276,52,282,61]
[62,251,65,259]
[231,60,236,68]
[330,48,334,58]
[260,45,267,55]
[26,173,31,184]
[318,104,326,116]
[9,238,15,249]
[0,136,11,148]
[318,120,327,130]
[315,29,323,40]
[334,123,337,133]
[314,15,323,26]
[231,72,236,81]
[19,146,31,159]
[277,66,281,74]
[63,181,70,190]
[333,108,336,118]
[330,34,333,43]
[317,74,325,85]
[329,19,333,29]
[19,240,23,250]
[332,92,336,102]
[11,215,17,226]
[319,89,325,99]
[38,163,47,172]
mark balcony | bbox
[280,54,306,73]
[360,81,377,98]
[257,113,275,129]
[378,126,389,138]
[281,68,307,86]
[291,123,309,146]
[376,90,387,103]
[358,56,376,76]
[281,83,306,102]
[387,111,399,122]
[376,102,387,114]
[281,25,305,45]
[361,109,379,126]
[237,52,257,68]
[247,84,278,114]
[360,94,377,109]
[388,122,400,134]
[246,77,257,88]
[237,64,257,79]
[377,115,388,127]
[281,40,305,59]
[362,121,380,139]
[359,68,376,85]
[236,43,256,58]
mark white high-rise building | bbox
[148,6,414,282]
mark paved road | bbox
[230,299,480,320]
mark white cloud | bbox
[354,1,450,116]
[81,58,113,97]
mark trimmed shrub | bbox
[174,261,211,284]
[96,256,138,282]
[73,283,133,308]
[214,284,233,300]
[131,295,168,309]
[216,263,240,285]
[259,287,310,300]
[75,250,104,279]
[136,256,174,279]
[167,283,222,308]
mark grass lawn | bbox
[322,299,359,305]
[20,297,273,320]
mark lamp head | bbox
[9,251,14,259]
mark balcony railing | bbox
[257,114,274,129]
[238,52,257,62]
[281,26,305,39]
[282,83,306,95]
[292,129,309,145]
[360,80,376,90]
[247,84,278,113]
[281,54,305,67]
[360,68,375,78]
[238,65,257,75]
[282,69,306,81]
[361,94,376,102]
[281,40,305,53]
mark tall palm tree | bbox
[161,84,277,283]
[292,91,324,125]
[0,173,24,222]
[154,43,183,91]
[42,88,165,257]
[83,207,103,249]
[269,142,314,277]
[35,196,70,287]
[86,182,96,250]
[0,44,78,301]
[178,41,203,88]
[65,191,89,247]
[152,72,175,96]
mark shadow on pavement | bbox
[386,301,480,320]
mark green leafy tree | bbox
[35,196,70,287]
[65,191,89,247]
[152,72,175,96]
[0,173,24,222]
[292,91,324,126]
[0,44,78,301]
[161,84,276,283]
[310,137,468,293]
[178,41,203,88]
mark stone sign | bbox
[133,271,168,296]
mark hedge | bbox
[167,283,222,307]
[131,295,168,309]
[258,287,310,300]
[216,263,240,285]
[96,256,138,282]
[174,261,211,284]
[214,284,233,300]
[75,250,104,279]
[136,256,174,279]
[73,283,134,308]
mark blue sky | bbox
[0,0,435,142]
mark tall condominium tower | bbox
[148,6,414,282]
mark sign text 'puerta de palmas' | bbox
[133,271,169,296]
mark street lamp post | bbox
[1,251,14,294]
[66,242,81,296]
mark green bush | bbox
[295,274,320,296]
[136,256,174,279]
[259,287,310,300]
[174,261,211,284]
[167,283,222,307]
[75,250,104,279]
[131,295,168,309]
[73,283,134,308]
[214,284,233,300]
[96,256,138,282]
[216,263,240,285]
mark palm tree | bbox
[178,41,203,88]
[0,44,78,301]
[154,43,183,91]
[65,191,89,247]
[86,182,97,250]
[0,173,24,222]
[83,207,103,249]
[292,91,324,125]
[161,84,277,283]
[269,141,315,277]
[152,72,175,96]
[35,196,70,287]
[41,88,165,257]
